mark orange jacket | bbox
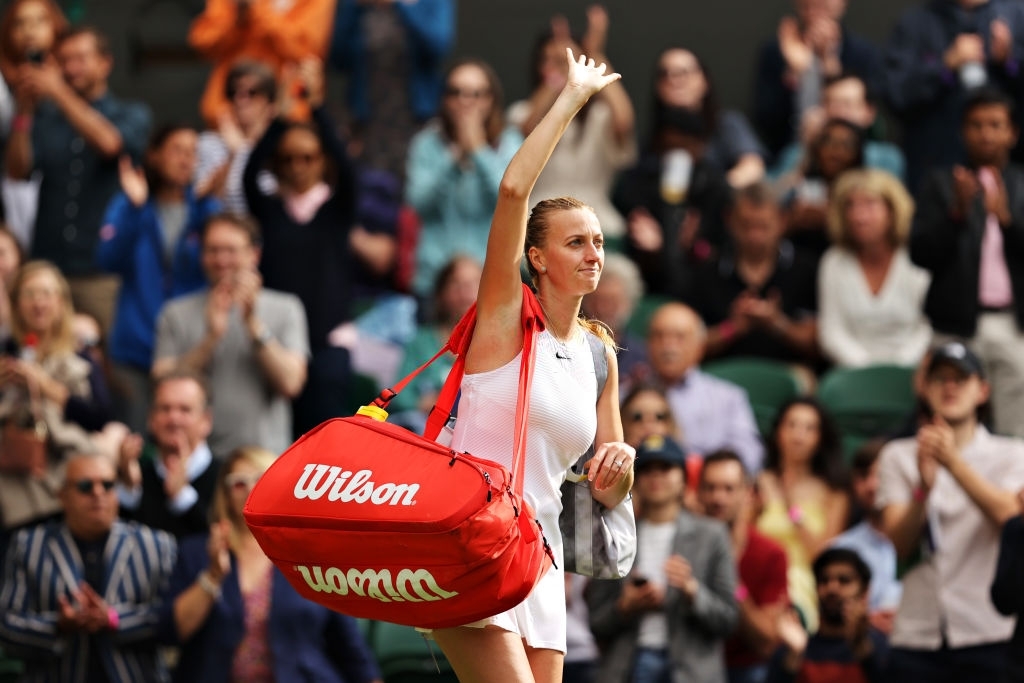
[189,0,336,127]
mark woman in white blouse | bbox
[819,169,931,367]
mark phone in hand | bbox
[25,49,44,65]
[631,576,649,587]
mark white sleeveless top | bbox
[449,328,598,651]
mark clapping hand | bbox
[118,156,149,208]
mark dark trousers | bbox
[887,642,1010,683]
[293,346,351,438]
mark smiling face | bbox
[57,31,110,100]
[656,48,708,110]
[201,219,259,287]
[150,128,198,190]
[61,454,119,541]
[529,207,605,297]
[148,377,212,456]
[16,266,65,339]
[622,388,677,447]
[843,189,892,249]
[276,127,325,195]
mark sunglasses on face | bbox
[628,411,669,423]
[225,472,260,491]
[445,86,490,100]
[73,478,116,494]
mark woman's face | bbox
[437,259,481,324]
[533,208,604,298]
[225,459,264,520]
[656,49,707,110]
[622,390,676,447]
[0,233,22,290]
[844,189,892,249]
[816,124,860,181]
[10,0,56,59]
[151,129,198,190]
[277,128,325,194]
[229,73,273,132]
[537,37,577,91]
[17,269,63,337]
[443,64,494,123]
[775,404,822,467]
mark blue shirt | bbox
[833,520,903,611]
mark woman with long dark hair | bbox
[757,397,851,631]
[405,57,522,299]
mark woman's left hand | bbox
[587,441,635,492]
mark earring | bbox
[540,266,547,273]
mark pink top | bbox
[231,565,275,683]
[977,168,1014,308]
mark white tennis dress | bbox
[447,328,598,652]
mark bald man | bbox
[0,453,176,683]
[646,303,764,472]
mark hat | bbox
[635,434,687,472]
[927,342,985,379]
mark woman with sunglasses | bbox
[405,57,522,299]
[162,446,383,683]
[244,58,394,435]
[0,261,121,533]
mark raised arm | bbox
[467,51,619,372]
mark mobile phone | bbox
[631,576,649,587]
[25,49,44,65]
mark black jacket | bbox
[910,163,1024,336]
[992,515,1024,681]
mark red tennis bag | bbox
[244,285,555,629]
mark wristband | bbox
[198,571,222,599]
[12,114,30,134]
[913,486,927,503]
[106,607,119,630]
[788,505,805,526]
[735,583,749,602]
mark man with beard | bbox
[766,548,888,683]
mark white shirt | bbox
[818,246,932,368]
[635,520,676,649]
[876,428,1024,649]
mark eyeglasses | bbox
[628,411,669,423]
[278,152,321,165]
[445,86,490,100]
[225,472,260,491]
[73,478,116,494]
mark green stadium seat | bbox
[367,621,458,683]
[816,364,916,460]
[626,294,672,339]
[702,357,805,437]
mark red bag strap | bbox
[410,283,543,497]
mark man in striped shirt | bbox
[0,452,177,683]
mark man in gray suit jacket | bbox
[0,452,177,683]
[587,434,739,683]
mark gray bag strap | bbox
[586,331,609,399]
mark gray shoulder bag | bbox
[558,333,637,578]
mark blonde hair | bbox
[827,169,915,250]
[10,260,76,358]
[525,197,615,347]
[212,446,277,546]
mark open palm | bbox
[564,48,620,99]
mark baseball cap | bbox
[635,434,687,472]
[927,342,985,379]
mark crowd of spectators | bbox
[1,0,1024,682]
